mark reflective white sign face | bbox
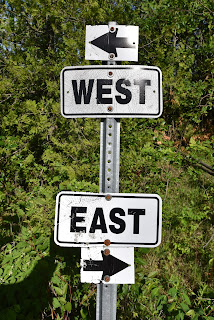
[61,65,163,118]
[81,247,135,284]
[85,25,139,61]
[54,192,162,248]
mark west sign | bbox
[61,65,162,118]
[54,192,162,248]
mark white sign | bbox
[61,65,163,118]
[54,192,162,247]
[85,25,139,61]
[81,247,135,284]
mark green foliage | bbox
[117,256,214,319]
[1,0,214,319]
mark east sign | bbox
[54,192,162,248]
[61,65,162,118]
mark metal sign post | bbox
[54,21,163,320]
[97,115,119,319]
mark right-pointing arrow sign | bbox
[81,247,135,284]
[83,250,130,279]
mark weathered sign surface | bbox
[54,192,162,248]
[81,247,135,284]
[61,65,163,118]
[85,25,139,61]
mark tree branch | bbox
[180,151,214,176]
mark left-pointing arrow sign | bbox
[85,25,139,61]
[83,251,130,279]
[91,28,136,57]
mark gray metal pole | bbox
[96,117,120,320]
[96,21,119,320]
[99,118,120,194]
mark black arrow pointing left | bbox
[91,28,136,57]
[83,251,130,279]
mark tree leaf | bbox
[168,302,177,312]
[180,302,190,312]
[183,293,191,306]
[64,302,72,312]
[53,298,61,309]
[151,287,159,298]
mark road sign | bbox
[85,25,139,61]
[81,247,135,284]
[54,192,162,248]
[61,65,163,118]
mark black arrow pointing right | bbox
[83,251,130,279]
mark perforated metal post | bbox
[96,117,120,320]
[96,38,119,317]
[99,118,120,194]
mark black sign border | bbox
[55,193,161,247]
[61,66,162,118]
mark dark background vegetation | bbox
[0,0,213,319]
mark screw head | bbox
[104,275,110,282]
[108,71,113,77]
[109,53,115,60]
[107,106,113,112]
[104,249,110,256]
[104,239,111,246]
[110,26,115,32]
[105,194,112,201]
